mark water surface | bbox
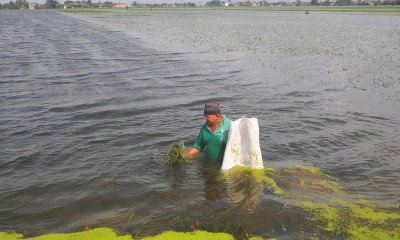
[1,10,399,239]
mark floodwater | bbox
[1,9,399,239]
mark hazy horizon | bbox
[0,0,286,5]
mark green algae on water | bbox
[302,198,400,239]
[226,165,341,197]
[0,228,132,240]
[142,230,234,240]
[282,165,343,194]
[0,228,257,240]
[0,231,24,240]
[226,165,400,239]
[228,166,286,196]
[165,141,190,165]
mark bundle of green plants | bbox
[165,141,190,165]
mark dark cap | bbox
[204,102,221,115]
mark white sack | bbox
[221,116,264,170]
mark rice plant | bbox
[165,141,190,165]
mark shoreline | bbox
[59,5,400,14]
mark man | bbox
[185,102,231,161]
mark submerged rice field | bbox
[67,8,400,102]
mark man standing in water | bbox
[185,102,231,161]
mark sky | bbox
[0,0,213,4]
[1,0,284,5]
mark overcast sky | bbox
[0,0,216,4]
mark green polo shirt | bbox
[193,115,231,161]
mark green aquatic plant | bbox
[228,166,286,196]
[142,230,234,240]
[227,165,400,239]
[0,228,266,240]
[0,228,131,240]
[227,165,343,197]
[284,165,343,194]
[302,198,400,239]
[3,165,398,240]
[165,141,190,165]
[0,231,23,240]
[332,198,400,224]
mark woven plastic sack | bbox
[222,116,264,170]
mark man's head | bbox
[204,102,221,115]
[204,102,223,126]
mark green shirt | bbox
[193,116,231,161]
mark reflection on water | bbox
[226,168,263,211]
[199,161,224,202]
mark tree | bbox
[16,0,28,9]
[336,0,351,5]
[8,1,16,8]
[104,1,113,7]
[206,0,221,6]
[310,0,319,5]
[46,0,59,8]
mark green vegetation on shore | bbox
[217,5,400,13]
[56,6,400,14]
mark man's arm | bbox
[185,147,200,158]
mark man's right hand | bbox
[185,147,200,158]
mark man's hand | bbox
[185,147,200,158]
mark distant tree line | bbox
[202,0,400,6]
[0,0,29,9]
[1,0,399,9]
[0,0,63,9]
[309,0,400,5]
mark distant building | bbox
[113,2,129,8]
[64,2,89,8]
[160,3,176,7]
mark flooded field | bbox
[74,9,400,102]
[1,9,399,240]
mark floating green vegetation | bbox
[165,141,190,165]
[2,165,398,240]
[142,230,234,240]
[226,165,343,197]
[228,166,286,196]
[291,164,343,194]
[0,228,269,240]
[225,165,400,239]
[0,228,131,240]
[302,198,400,239]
